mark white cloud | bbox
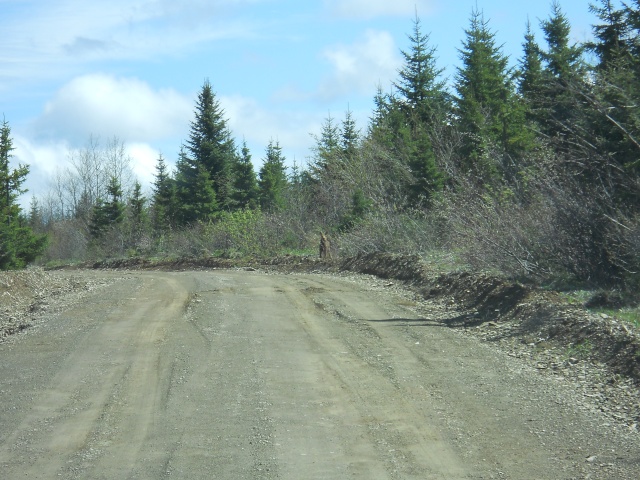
[13,136,70,198]
[13,133,163,207]
[0,0,266,86]
[127,142,161,189]
[221,94,320,164]
[318,30,401,100]
[324,0,435,19]
[31,74,192,145]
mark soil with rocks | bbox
[0,268,112,342]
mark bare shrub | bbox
[445,171,630,286]
[336,203,450,257]
[41,220,88,264]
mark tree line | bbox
[6,1,640,290]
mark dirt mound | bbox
[337,252,640,382]
[0,268,109,341]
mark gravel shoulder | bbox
[0,266,639,478]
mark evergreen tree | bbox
[518,20,544,115]
[104,176,125,226]
[393,13,449,125]
[338,188,372,232]
[188,167,218,222]
[175,146,218,225]
[340,108,360,160]
[151,154,175,232]
[258,140,288,212]
[89,176,125,239]
[588,0,630,70]
[406,126,444,207]
[88,198,108,239]
[28,196,44,232]
[625,1,640,60]
[184,79,236,207]
[454,9,530,182]
[538,1,586,141]
[585,0,640,194]
[311,113,340,179]
[231,140,259,209]
[127,181,148,243]
[0,119,47,269]
[369,85,392,134]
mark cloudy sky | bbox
[1,0,594,204]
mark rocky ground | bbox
[0,268,112,341]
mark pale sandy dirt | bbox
[0,269,639,479]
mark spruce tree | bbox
[89,176,125,239]
[127,181,148,244]
[151,154,175,232]
[340,108,360,160]
[625,1,640,60]
[184,79,236,208]
[538,1,586,141]
[369,85,391,135]
[311,113,340,180]
[393,14,448,125]
[586,0,640,193]
[231,140,259,209]
[406,126,443,207]
[258,140,288,212]
[454,8,533,184]
[175,146,218,225]
[588,0,629,71]
[0,119,47,269]
[188,167,218,222]
[518,20,544,121]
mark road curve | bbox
[0,269,638,479]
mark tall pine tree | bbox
[258,140,288,213]
[0,119,46,268]
[538,1,586,142]
[393,14,449,126]
[232,140,259,210]
[518,19,545,125]
[89,175,125,239]
[454,8,532,184]
[184,79,236,209]
[151,154,175,233]
[175,146,218,225]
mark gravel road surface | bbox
[0,269,638,479]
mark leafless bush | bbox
[336,203,450,257]
[41,219,88,263]
[445,170,631,286]
[605,214,640,286]
[48,136,135,221]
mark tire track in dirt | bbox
[0,273,190,479]
[280,275,470,479]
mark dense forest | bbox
[3,1,639,291]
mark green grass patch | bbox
[564,339,593,360]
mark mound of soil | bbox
[0,268,110,341]
[339,253,640,380]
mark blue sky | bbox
[1,0,595,203]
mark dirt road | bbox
[0,269,638,479]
